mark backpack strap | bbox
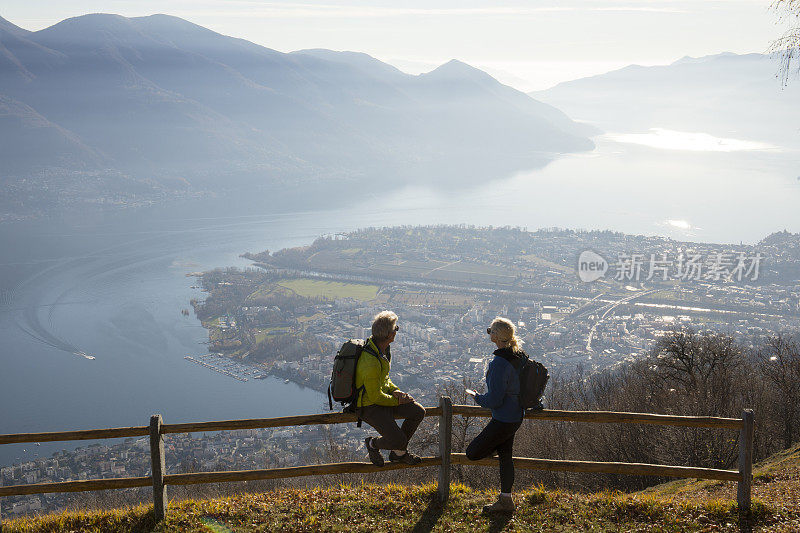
[362,342,380,359]
[354,341,382,428]
[358,341,382,406]
[356,383,365,428]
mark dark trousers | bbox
[359,401,425,450]
[466,418,523,493]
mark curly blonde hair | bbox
[490,317,522,350]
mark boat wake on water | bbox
[16,306,95,360]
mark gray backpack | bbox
[327,339,379,411]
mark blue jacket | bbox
[474,348,524,423]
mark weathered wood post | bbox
[437,396,452,503]
[737,409,754,517]
[150,414,167,521]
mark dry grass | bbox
[7,443,800,532]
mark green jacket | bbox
[355,337,399,407]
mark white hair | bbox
[371,310,398,341]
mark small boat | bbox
[284,379,290,384]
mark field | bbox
[253,327,290,344]
[517,253,573,274]
[370,259,520,286]
[392,291,474,308]
[277,278,379,301]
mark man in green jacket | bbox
[358,310,424,466]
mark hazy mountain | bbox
[291,49,407,79]
[533,53,800,147]
[0,13,594,202]
[0,94,105,173]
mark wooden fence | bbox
[0,398,754,525]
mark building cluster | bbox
[191,227,800,403]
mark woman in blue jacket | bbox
[467,317,525,514]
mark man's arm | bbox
[362,360,400,406]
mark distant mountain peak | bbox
[36,13,137,37]
[424,59,494,82]
[433,59,477,72]
[131,13,216,33]
[53,12,129,25]
[672,51,764,65]
[136,13,188,22]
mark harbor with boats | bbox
[184,353,267,382]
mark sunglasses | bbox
[486,327,492,335]
[394,325,400,332]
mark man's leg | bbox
[395,401,426,447]
[359,405,408,450]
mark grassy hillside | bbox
[641,442,800,531]
[7,445,800,532]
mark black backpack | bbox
[510,351,549,409]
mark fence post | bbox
[437,396,452,503]
[150,414,167,521]
[737,409,754,517]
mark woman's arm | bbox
[474,358,506,409]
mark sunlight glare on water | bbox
[666,220,692,230]
[606,129,780,152]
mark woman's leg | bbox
[466,419,519,461]
[495,420,522,493]
[466,419,502,460]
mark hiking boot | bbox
[389,450,422,465]
[364,437,384,467]
[482,494,515,514]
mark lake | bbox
[1,136,798,466]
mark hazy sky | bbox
[2,1,788,90]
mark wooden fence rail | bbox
[450,454,741,481]
[159,407,443,435]
[0,400,754,525]
[0,427,150,446]
[452,405,745,429]
[164,457,443,486]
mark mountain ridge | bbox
[533,51,800,146]
[0,13,594,205]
